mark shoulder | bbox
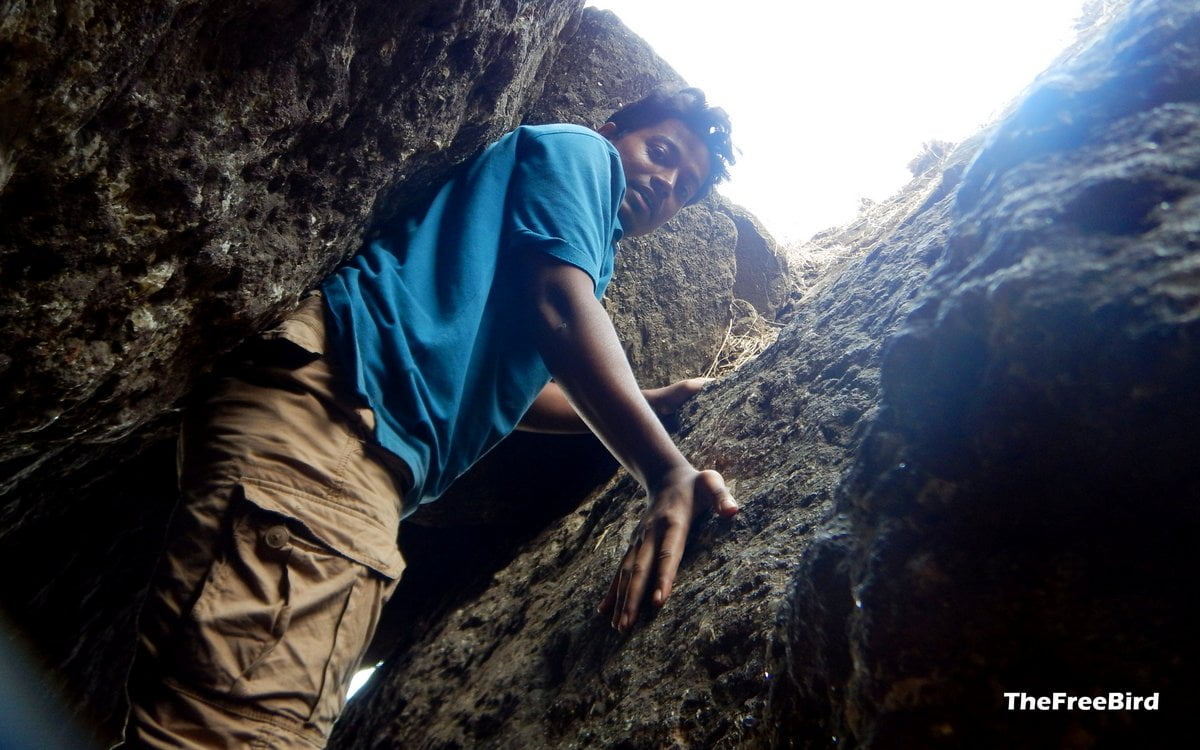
[508,123,619,159]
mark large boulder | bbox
[777,0,1200,744]
[332,0,1199,747]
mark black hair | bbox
[604,87,735,203]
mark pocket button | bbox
[264,525,290,549]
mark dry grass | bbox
[704,299,783,378]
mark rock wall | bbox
[332,0,1199,747]
[778,0,1200,743]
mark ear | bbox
[597,121,618,140]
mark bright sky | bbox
[586,0,1088,243]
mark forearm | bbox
[529,261,691,489]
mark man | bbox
[121,88,738,749]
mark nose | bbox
[649,168,678,203]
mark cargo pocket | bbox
[275,515,397,731]
[169,498,394,735]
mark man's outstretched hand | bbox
[597,467,738,633]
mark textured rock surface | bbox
[723,201,791,319]
[333,0,1198,747]
[777,0,1200,744]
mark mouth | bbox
[630,184,659,218]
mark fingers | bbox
[698,469,739,517]
[649,377,714,415]
[597,562,620,617]
[651,520,687,607]
[615,527,658,632]
[677,376,714,392]
[597,470,736,634]
[596,525,641,621]
[598,514,688,633]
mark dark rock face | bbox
[333,0,1199,747]
[780,0,1200,744]
[724,201,791,319]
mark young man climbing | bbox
[121,88,739,749]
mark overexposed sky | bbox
[586,0,1088,242]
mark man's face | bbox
[599,118,711,237]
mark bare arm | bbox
[517,380,713,434]
[516,382,585,434]
[523,254,738,631]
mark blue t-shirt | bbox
[322,125,626,510]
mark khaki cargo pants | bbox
[121,294,410,749]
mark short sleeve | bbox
[502,127,625,289]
